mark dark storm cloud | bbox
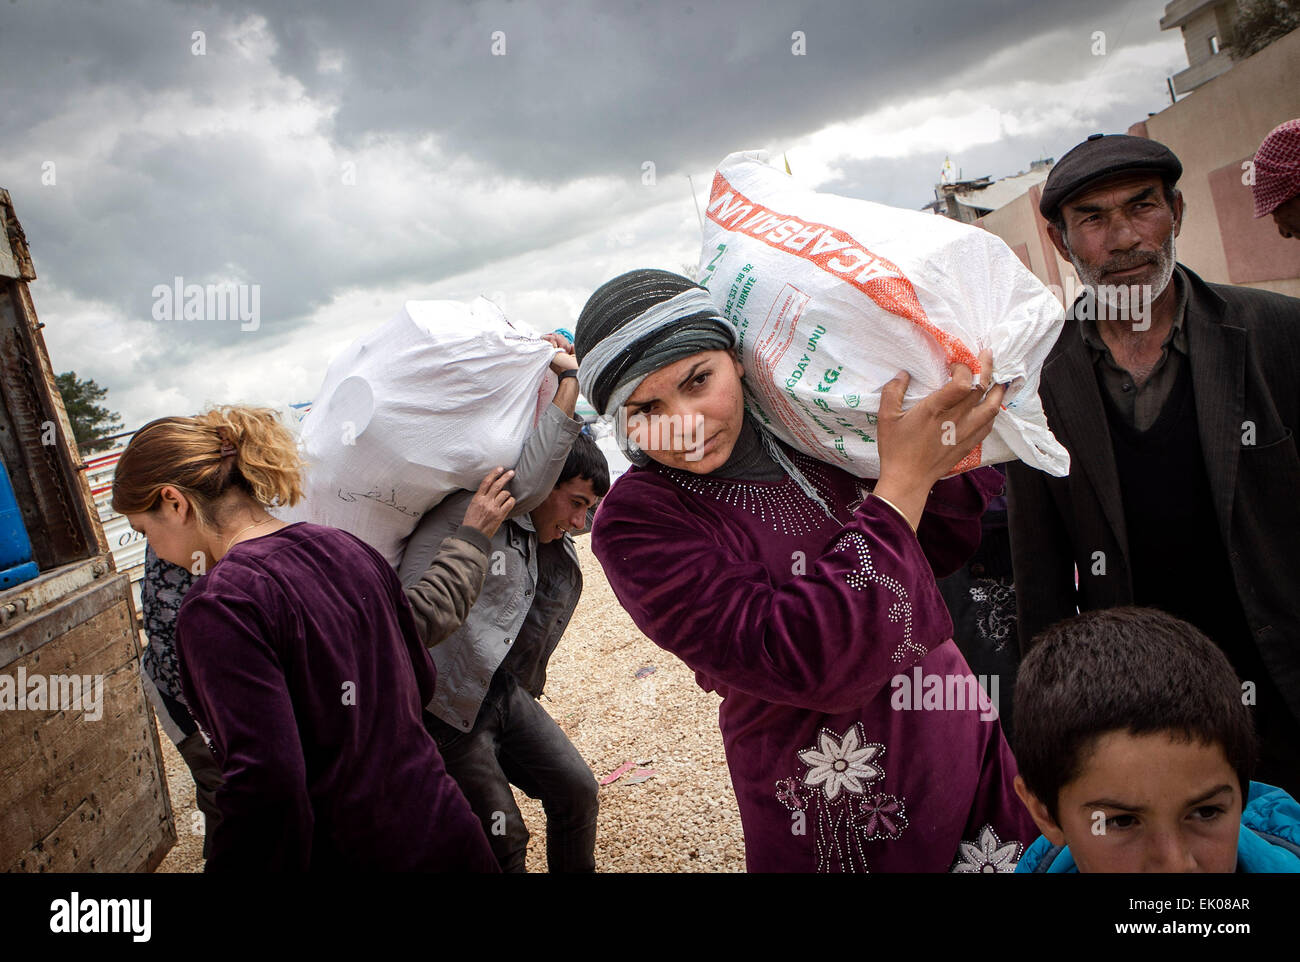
[210,0,1142,181]
[0,0,219,140]
[11,125,661,358]
[0,0,1178,390]
[4,0,1141,183]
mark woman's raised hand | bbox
[542,331,574,353]
[871,348,1004,530]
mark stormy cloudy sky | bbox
[0,0,1189,430]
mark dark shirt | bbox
[1078,266,1190,430]
[1102,359,1300,789]
[176,522,497,872]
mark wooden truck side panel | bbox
[0,188,176,873]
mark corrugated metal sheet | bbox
[85,443,145,609]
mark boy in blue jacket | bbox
[1012,606,1300,872]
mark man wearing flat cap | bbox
[1006,132,1300,795]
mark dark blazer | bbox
[1006,265,1300,722]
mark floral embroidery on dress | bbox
[775,777,808,812]
[834,531,925,663]
[855,793,908,841]
[950,824,1022,873]
[776,723,906,872]
[799,725,884,800]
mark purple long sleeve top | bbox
[591,452,1036,872]
[176,522,497,872]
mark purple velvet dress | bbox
[176,522,497,872]
[591,451,1036,872]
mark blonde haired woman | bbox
[113,406,511,871]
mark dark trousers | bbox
[177,729,225,860]
[424,676,598,873]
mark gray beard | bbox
[1070,233,1177,324]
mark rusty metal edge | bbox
[0,189,36,281]
[0,189,110,570]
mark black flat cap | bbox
[1039,133,1182,220]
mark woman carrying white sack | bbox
[697,150,1069,481]
[577,269,1036,872]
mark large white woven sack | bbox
[698,150,1070,479]
[280,297,557,567]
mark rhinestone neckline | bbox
[659,453,859,536]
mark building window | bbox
[1209,34,1221,55]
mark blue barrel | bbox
[0,561,38,590]
[0,457,39,589]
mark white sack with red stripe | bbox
[698,151,1070,478]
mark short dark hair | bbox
[558,430,610,498]
[1052,180,1180,239]
[1013,606,1256,823]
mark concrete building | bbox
[1161,0,1241,94]
[925,160,1055,224]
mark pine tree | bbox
[54,372,124,453]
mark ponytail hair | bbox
[111,406,304,528]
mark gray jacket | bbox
[401,529,492,650]
[398,403,584,730]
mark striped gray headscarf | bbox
[573,268,838,519]
[575,270,736,466]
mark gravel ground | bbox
[155,535,746,873]
[156,721,205,873]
